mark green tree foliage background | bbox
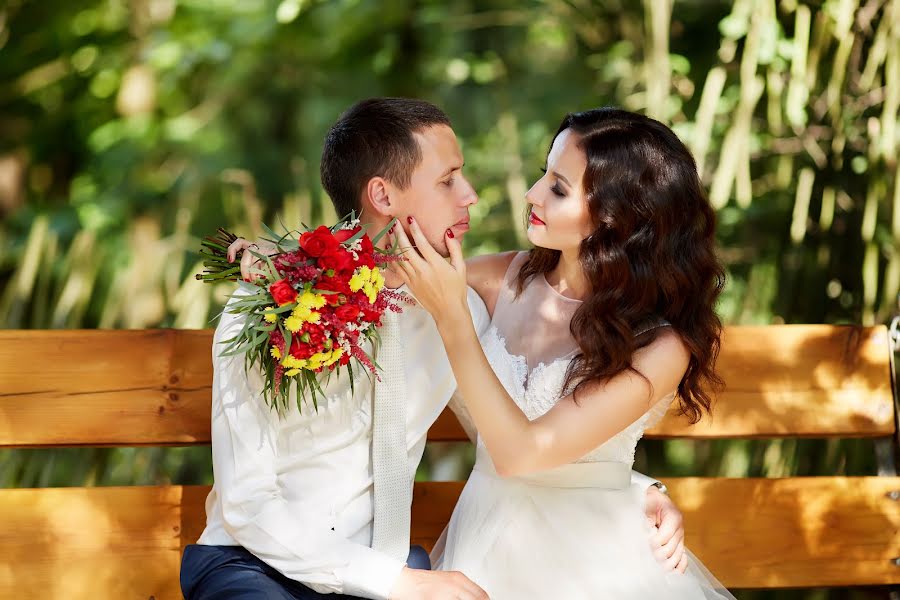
[1,1,898,596]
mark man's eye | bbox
[443,177,455,187]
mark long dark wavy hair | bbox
[518,108,725,423]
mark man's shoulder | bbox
[465,286,491,334]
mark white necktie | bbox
[370,310,411,560]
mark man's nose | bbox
[460,177,478,206]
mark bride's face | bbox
[525,128,593,252]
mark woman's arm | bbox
[392,218,689,477]
[439,320,687,476]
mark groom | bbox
[180,97,687,600]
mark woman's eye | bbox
[550,184,565,197]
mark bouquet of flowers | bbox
[195,215,408,413]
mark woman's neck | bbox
[545,247,589,301]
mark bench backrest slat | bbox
[0,325,893,448]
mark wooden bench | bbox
[1,325,899,597]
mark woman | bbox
[391,108,734,598]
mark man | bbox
[180,98,686,600]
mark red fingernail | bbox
[446,228,454,238]
[407,216,413,224]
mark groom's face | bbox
[391,125,478,257]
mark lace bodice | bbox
[479,327,673,466]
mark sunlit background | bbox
[1,0,898,597]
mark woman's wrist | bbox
[435,299,476,345]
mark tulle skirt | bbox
[435,451,735,600]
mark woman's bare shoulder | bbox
[465,251,522,316]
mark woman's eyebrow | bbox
[552,171,571,187]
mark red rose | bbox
[299,226,340,257]
[355,252,376,269]
[361,306,383,323]
[315,276,351,306]
[269,278,297,306]
[359,234,374,255]
[318,247,356,274]
[335,304,361,323]
[333,227,361,244]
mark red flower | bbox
[302,321,327,345]
[315,276,351,306]
[269,278,297,306]
[318,247,356,274]
[361,305,383,323]
[334,304,361,323]
[289,337,315,360]
[360,234,374,255]
[299,226,340,257]
[333,227,361,243]
[355,249,376,269]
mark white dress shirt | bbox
[196,283,660,599]
[197,284,490,598]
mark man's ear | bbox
[364,177,394,217]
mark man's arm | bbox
[632,469,688,573]
[631,470,663,491]
[210,287,405,599]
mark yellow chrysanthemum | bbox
[281,355,307,369]
[326,348,344,365]
[284,315,304,333]
[371,268,385,293]
[285,368,301,377]
[298,291,327,310]
[349,273,366,292]
[270,346,282,359]
[263,312,278,323]
[291,304,319,323]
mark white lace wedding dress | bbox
[435,252,734,599]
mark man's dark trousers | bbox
[181,544,431,599]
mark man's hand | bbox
[389,567,489,600]
[226,238,277,282]
[644,485,688,573]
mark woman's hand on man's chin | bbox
[388,217,470,328]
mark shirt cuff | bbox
[337,544,408,600]
[630,470,661,491]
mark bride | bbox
[392,108,735,599]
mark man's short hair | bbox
[320,98,452,216]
